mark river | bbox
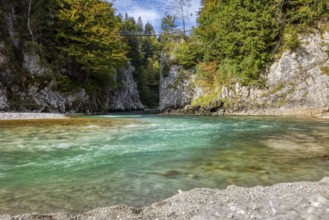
[0,114,328,214]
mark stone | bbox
[3,177,329,220]
[0,87,8,110]
[23,52,52,77]
[206,100,223,112]
[0,42,7,65]
[222,87,229,99]
[159,65,195,111]
[109,63,144,111]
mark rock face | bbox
[0,6,143,113]
[159,65,195,111]
[0,84,8,110]
[107,64,144,111]
[160,30,329,117]
[0,39,143,113]
[0,53,143,113]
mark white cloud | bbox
[126,7,162,27]
[112,0,201,32]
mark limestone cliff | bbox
[0,46,144,113]
[160,30,329,117]
[0,6,143,113]
[159,66,195,111]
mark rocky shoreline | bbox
[0,112,67,120]
[163,106,329,118]
[1,177,328,220]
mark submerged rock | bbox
[162,170,181,178]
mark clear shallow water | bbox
[0,115,328,214]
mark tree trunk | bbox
[28,0,35,43]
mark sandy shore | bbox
[0,113,67,120]
[1,177,328,220]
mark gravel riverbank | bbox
[1,177,328,220]
[0,113,67,120]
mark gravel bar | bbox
[1,177,328,220]
[0,113,67,120]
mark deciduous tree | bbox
[56,0,127,84]
[169,0,192,35]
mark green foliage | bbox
[175,35,203,67]
[136,58,160,107]
[195,61,219,82]
[1,0,162,108]
[192,93,218,107]
[195,0,281,86]
[283,0,329,25]
[161,13,177,32]
[121,14,160,107]
[57,75,75,93]
[282,25,301,51]
[271,82,285,94]
[160,0,329,108]
[321,66,329,76]
[173,0,329,88]
[56,0,127,84]
[0,2,4,39]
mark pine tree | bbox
[161,13,177,33]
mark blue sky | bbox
[110,0,201,33]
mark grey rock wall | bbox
[23,52,52,77]
[160,31,329,117]
[229,31,329,117]
[108,64,144,111]
[0,83,8,110]
[0,3,144,113]
[0,45,144,113]
[159,65,195,111]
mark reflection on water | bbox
[0,115,328,214]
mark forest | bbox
[0,0,328,108]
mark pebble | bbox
[0,113,67,120]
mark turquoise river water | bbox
[0,114,328,214]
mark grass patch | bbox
[192,94,217,107]
[271,83,285,94]
[321,66,329,76]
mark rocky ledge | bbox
[1,177,328,220]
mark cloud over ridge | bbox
[112,0,201,32]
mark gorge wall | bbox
[0,53,143,113]
[160,31,329,117]
[0,49,144,113]
[0,6,143,113]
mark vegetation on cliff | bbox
[0,0,162,108]
[164,0,329,107]
[56,0,127,86]
[175,0,328,83]
[1,0,127,91]
[121,14,160,107]
[1,0,328,110]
